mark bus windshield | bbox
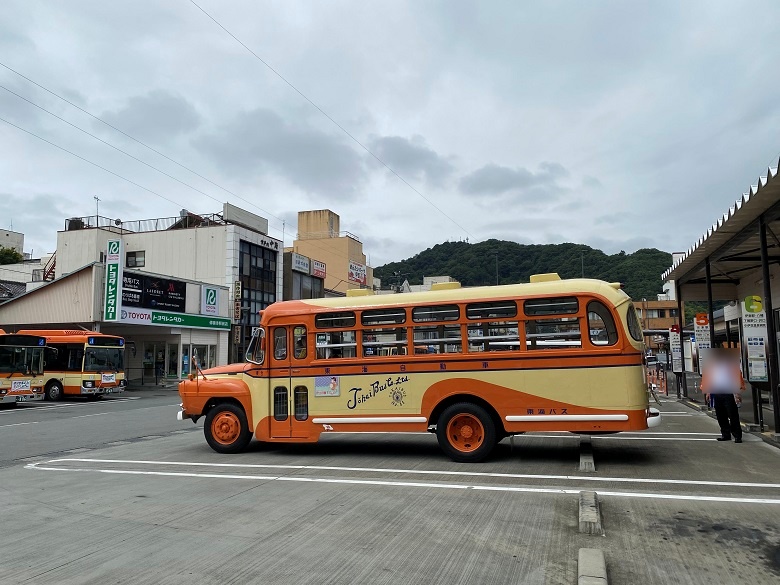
[0,346,44,376]
[84,347,124,372]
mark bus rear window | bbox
[626,304,643,342]
[587,301,619,346]
[412,305,459,322]
[315,312,356,329]
[524,297,578,316]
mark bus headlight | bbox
[84,381,94,388]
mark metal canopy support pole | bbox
[705,257,716,345]
[675,280,687,398]
[759,215,780,434]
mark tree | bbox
[374,241,673,300]
[0,246,24,265]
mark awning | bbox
[662,159,780,291]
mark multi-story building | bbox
[289,210,373,294]
[0,203,281,381]
[635,294,682,350]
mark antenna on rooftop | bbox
[94,195,101,217]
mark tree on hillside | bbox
[374,241,672,300]
[0,246,23,265]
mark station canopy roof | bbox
[663,157,780,290]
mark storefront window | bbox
[207,345,216,369]
[192,345,208,371]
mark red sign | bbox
[311,259,326,279]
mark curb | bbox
[578,548,608,584]
[578,491,604,536]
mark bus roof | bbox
[16,330,124,344]
[264,278,631,317]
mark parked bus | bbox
[177,274,660,462]
[17,330,126,401]
[0,332,48,405]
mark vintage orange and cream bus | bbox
[177,274,661,462]
[0,332,48,405]
[17,330,126,401]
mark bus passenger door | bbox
[269,325,310,439]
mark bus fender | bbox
[184,378,254,429]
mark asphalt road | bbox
[1,392,779,584]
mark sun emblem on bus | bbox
[391,388,406,407]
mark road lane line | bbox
[0,421,40,428]
[0,397,141,415]
[41,458,780,489]
[25,463,780,505]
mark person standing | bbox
[701,348,745,443]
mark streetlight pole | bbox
[495,252,499,286]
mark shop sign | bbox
[233,301,242,321]
[233,325,241,344]
[234,280,242,300]
[103,239,123,321]
[311,259,326,279]
[201,286,219,315]
[348,260,367,285]
[741,296,768,382]
[118,307,230,330]
[122,272,186,313]
[669,325,683,373]
[292,253,311,274]
[693,313,711,373]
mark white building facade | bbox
[0,204,282,383]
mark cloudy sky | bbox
[1,1,779,266]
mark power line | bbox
[0,115,186,209]
[188,0,474,240]
[0,60,284,226]
[0,62,373,267]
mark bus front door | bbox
[269,325,311,439]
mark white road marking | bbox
[0,421,40,428]
[25,462,780,505]
[0,397,141,415]
[39,458,780,490]
[71,413,108,419]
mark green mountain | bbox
[374,240,672,301]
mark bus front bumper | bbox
[176,404,199,423]
[647,407,661,428]
[80,380,126,395]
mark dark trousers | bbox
[712,394,742,440]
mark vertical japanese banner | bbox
[693,313,711,373]
[741,295,768,382]
[103,239,123,322]
[669,325,683,373]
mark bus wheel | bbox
[45,381,64,402]
[436,402,496,463]
[204,403,252,454]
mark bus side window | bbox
[525,317,581,349]
[274,327,287,360]
[587,301,619,346]
[293,326,307,360]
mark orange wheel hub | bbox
[211,412,241,445]
[446,413,484,453]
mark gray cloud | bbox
[195,108,366,199]
[459,162,569,199]
[368,135,453,185]
[100,90,201,143]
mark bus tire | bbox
[45,380,64,402]
[436,402,496,463]
[204,403,252,454]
